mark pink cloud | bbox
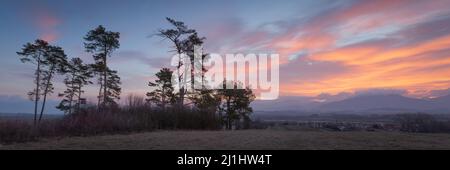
[36,13,60,30]
[31,7,61,42]
[40,32,59,42]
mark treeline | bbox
[5,17,255,144]
[146,18,255,130]
[396,113,450,133]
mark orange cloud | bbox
[145,0,450,98]
[265,0,450,98]
[270,32,336,64]
[281,35,450,97]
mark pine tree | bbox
[191,88,221,114]
[57,58,93,114]
[38,45,68,123]
[17,39,49,125]
[17,40,67,125]
[217,81,255,130]
[181,32,206,92]
[104,68,121,106]
[233,86,255,129]
[84,25,120,108]
[158,18,195,108]
[146,68,175,109]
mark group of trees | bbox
[17,25,121,126]
[17,40,68,125]
[147,67,255,130]
[17,18,255,130]
[56,58,93,115]
[146,18,255,130]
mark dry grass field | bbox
[2,129,450,150]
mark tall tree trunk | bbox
[103,53,107,108]
[226,96,231,130]
[191,58,195,92]
[176,47,184,108]
[68,76,75,115]
[33,54,41,126]
[201,58,205,88]
[39,68,54,123]
[162,88,166,109]
[97,82,102,109]
[178,63,184,108]
[77,85,82,113]
[68,94,73,115]
[103,67,107,107]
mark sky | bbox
[1,0,450,113]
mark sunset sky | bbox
[1,0,450,108]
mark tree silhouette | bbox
[182,33,213,111]
[17,40,67,125]
[158,18,196,108]
[217,81,255,130]
[157,18,256,129]
[181,32,206,92]
[57,57,93,114]
[84,25,120,108]
[146,68,175,109]
[17,39,50,125]
[38,45,68,123]
[191,88,221,114]
[233,86,255,129]
[104,68,121,106]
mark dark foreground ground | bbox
[2,130,450,150]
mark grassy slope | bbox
[2,130,450,150]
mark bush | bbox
[0,105,221,144]
[0,120,38,143]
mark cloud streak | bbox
[199,0,450,97]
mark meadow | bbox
[3,129,450,150]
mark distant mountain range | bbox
[252,94,450,114]
[2,94,450,115]
[320,94,450,112]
